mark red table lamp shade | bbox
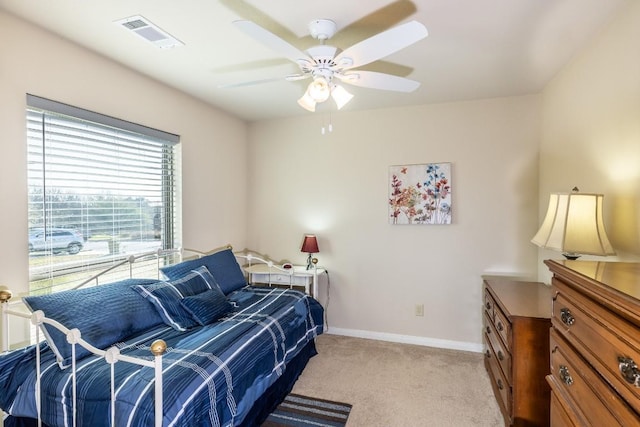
[301,235,319,270]
[300,235,319,254]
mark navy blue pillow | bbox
[181,287,233,326]
[132,266,219,331]
[160,248,247,295]
[23,278,163,369]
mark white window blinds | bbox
[26,94,181,294]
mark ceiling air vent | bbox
[115,15,184,49]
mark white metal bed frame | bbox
[0,246,314,427]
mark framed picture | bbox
[389,162,452,224]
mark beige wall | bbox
[247,96,541,350]
[3,0,637,352]
[537,1,640,281]
[0,11,249,299]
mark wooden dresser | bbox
[545,260,640,426]
[483,278,552,426]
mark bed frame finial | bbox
[150,339,167,356]
[0,286,12,303]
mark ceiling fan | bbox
[229,18,428,112]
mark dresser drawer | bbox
[493,304,511,348]
[550,390,577,427]
[482,279,550,426]
[250,272,311,286]
[549,329,639,426]
[484,334,511,420]
[552,279,640,414]
[484,284,511,348]
[484,312,512,381]
[484,288,495,320]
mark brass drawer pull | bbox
[497,322,504,331]
[485,350,491,358]
[497,379,504,390]
[486,326,491,334]
[618,356,640,388]
[559,365,574,386]
[485,302,491,310]
[497,350,505,361]
[560,308,575,326]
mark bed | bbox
[0,247,324,427]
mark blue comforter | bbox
[0,287,323,427]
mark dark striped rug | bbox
[261,393,352,427]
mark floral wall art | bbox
[389,163,452,225]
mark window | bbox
[26,94,181,295]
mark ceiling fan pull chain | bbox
[320,113,333,135]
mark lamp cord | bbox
[324,270,330,329]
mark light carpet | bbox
[290,334,503,426]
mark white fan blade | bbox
[285,74,310,82]
[218,77,284,89]
[219,74,308,89]
[338,71,420,92]
[335,21,427,70]
[234,20,312,65]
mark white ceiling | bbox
[0,0,630,122]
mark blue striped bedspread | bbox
[0,287,324,427]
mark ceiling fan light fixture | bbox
[331,85,354,110]
[297,92,316,112]
[308,77,331,102]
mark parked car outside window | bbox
[28,228,84,255]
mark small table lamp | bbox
[300,234,319,270]
[531,188,615,259]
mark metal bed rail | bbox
[0,297,166,427]
[0,247,190,427]
[0,245,302,427]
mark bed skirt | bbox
[4,340,318,427]
[240,339,317,426]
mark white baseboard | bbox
[325,327,483,353]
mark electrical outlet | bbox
[415,304,424,317]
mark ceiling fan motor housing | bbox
[312,67,333,83]
[305,45,338,72]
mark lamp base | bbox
[306,253,314,270]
